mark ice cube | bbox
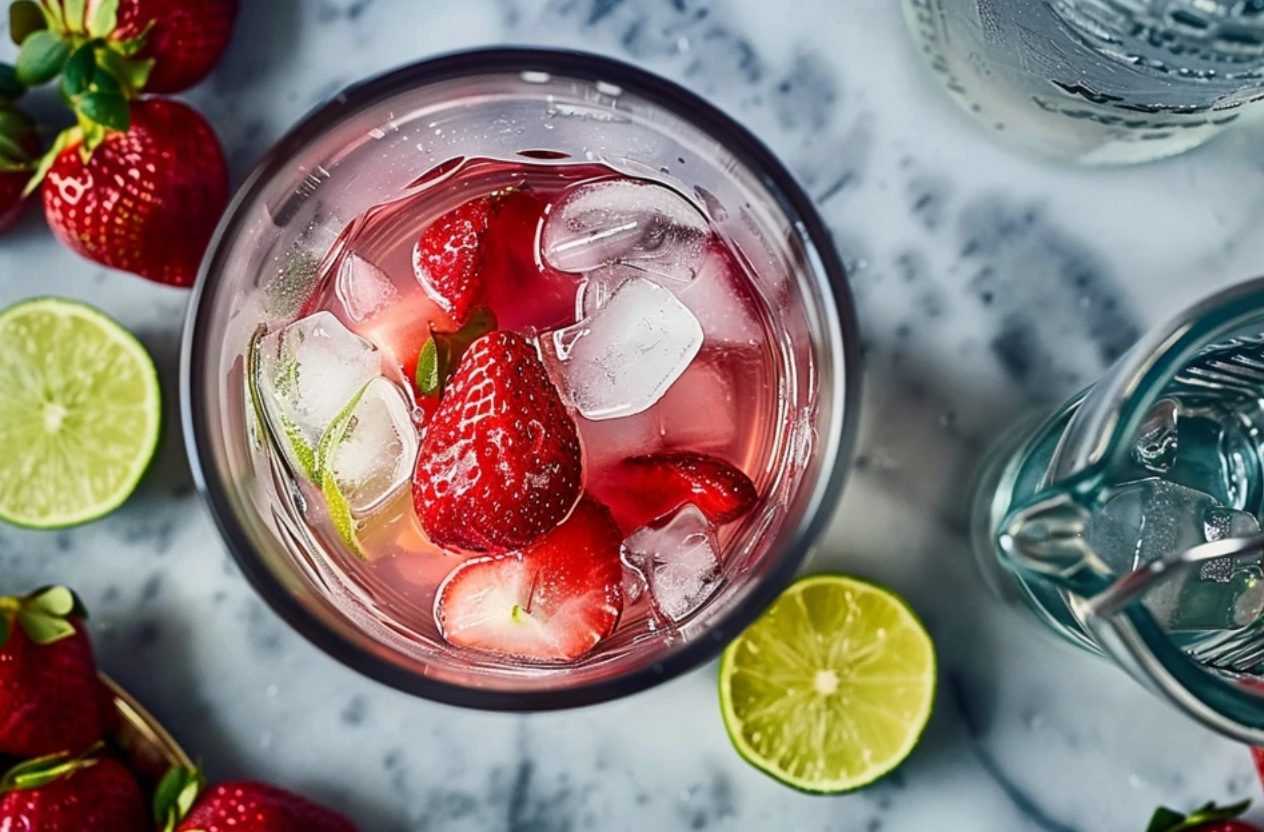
[335,252,401,323]
[256,312,381,477]
[577,250,764,347]
[622,504,722,623]
[542,179,709,281]
[1086,478,1264,632]
[540,276,703,421]
[323,377,418,514]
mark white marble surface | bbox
[4,1,1264,829]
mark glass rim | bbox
[180,46,863,711]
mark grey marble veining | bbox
[3,1,1264,829]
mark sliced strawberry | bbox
[595,451,759,535]
[436,498,623,662]
[413,331,582,552]
[412,197,492,326]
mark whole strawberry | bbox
[158,771,358,832]
[0,586,103,759]
[0,755,149,832]
[0,103,39,236]
[108,0,240,93]
[1148,801,1260,832]
[42,98,228,287]
[413,330,583,553]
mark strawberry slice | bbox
[412,197,492,326]
[596,451,758,535]
[413,331,582,553]
[436,498,623,662]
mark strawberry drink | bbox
[188,52,857,706]
[254,158,778,664]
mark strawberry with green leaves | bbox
[154,767,359,832]
[1147,801,1260,832]
[0,752,149,832]
[39,96,229,286]
[0,586,104,759]
[8,0,232,286]
[10,0,238,94]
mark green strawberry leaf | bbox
[1147,801,1251,832]
[16,609,76,644]
[62,0,86,33]
[153,765,204,832]
[9,1,48,46]
[0,64,23,101]
[78,90,129,132]
[20,125,73,197]
[15,30,71,86]
[96,48,153,96]
[86,0,119,38]
[60,42,96,99]
[40,0,65,31]
[26,585,78,617]
[0,748,101,793]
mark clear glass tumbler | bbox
[975,276,1264,742]
[902,0,1264,164]
[181,49,860,710]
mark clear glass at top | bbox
[902,0,1264,165]
[975,276,1264,742]
[182,50,858,710]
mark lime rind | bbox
[315,381,370,559]
[0,297,161,529]
[718,573,937,794]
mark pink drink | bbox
[256,156,782,665]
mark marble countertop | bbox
[4,1,1264,829]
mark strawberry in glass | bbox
[250,156,781,666]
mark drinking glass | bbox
[181,49,860,710]
[902,0,1264,164]
[976,276,1264,742]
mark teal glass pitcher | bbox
[975,277,1264,743]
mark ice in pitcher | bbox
[251,158,779,664]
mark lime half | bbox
[0,298,161,528]
[719,574,936,794]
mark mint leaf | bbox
[415,334,448,398]
[78,91,128,132]
[60,43,95,98]
[9,1,47,46]
[87,0,119,38]
[15,30,71,86]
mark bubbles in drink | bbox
[540,275,704,421]
[541,179,708,281]
[622,504,722,623]
[322,377,418,514]
[255,311,381,477]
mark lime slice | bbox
[0,298,161,528]
[719,574,936,794]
